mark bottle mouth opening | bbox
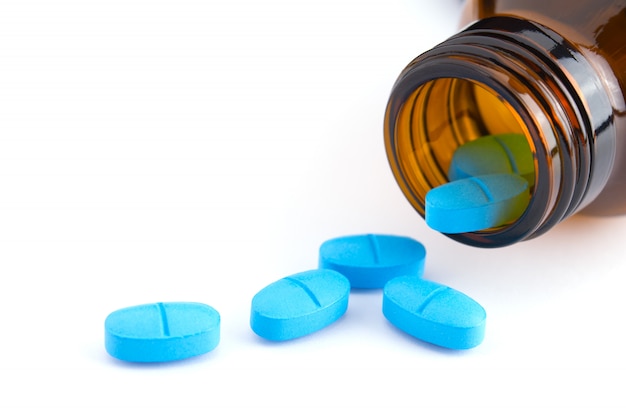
[386,75,542,246]
[385,16,615,247]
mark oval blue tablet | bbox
[382,276,486,350]
[318,234,426,289]
[448,133,535,187]
[105,302,220,362]
[250,269,350,341]
[425,173,529,233]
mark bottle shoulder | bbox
[461,0,626,47]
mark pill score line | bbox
[157,302,171,337]
[284,277,322,308]
[414,286,448,315]
[367,233,381,264]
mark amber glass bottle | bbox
[384,0,626,247]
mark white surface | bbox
[1,0,625,414]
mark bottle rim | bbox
[384,16,615,247]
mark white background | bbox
[1,0,625,414]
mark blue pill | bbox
[425,173,529,233]
[318,234,426,289]
[250,269,350,341]
[105,302,220,362]
[382,275,486,350]
[448,133,535,187]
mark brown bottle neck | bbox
[385,16,617,247]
